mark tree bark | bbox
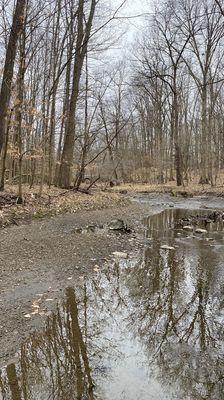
[58,0,96,188]
[0,0,26,154]
[199,85,209,184]
[173,70,183,186]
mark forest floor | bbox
[0,184,129,229]
[0,180,223,230]
[0,189,224,367]
[111,181,224,197]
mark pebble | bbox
[160,245,175,250]
[195,228,208,234]
[112,251,128,259]
[183,226,194,231]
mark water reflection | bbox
[0,287,96,400]
[0,209,223,400]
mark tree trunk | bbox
[173,73,183,186]
[58,0,96,188]
[15,18,26,203]
[75,55,89,189]
[0,0,26,153]
[199,86,209,184]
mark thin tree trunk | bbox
[199,86,209,184]
[173,72,183,186]
[15,17,26,203]
[58,0,96,188]
[0,0,26,153]
[0,110,12,190]
[75,54,89,189]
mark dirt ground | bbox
[0,192,224,368]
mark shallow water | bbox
[0,209,223,400]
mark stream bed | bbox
[0,207,223,399]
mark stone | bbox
[86,225,96,233]
[112,251,128,259]
[195,228,208,234]
[160,245,175,250]
[183,226,194,231]
[109,219,126,231]
[119,190,128,194]
[72,227,82,234]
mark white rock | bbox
[195,228,207,234]
[160,245,175,250]
[112,251,128,259]
[183,226,194,231]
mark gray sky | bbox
[118,0,152,42]
[93,0,152,66]
[125,0,151,15]
[108,0,151,58]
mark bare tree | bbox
[58,0,97,188]
[0,0,26,154]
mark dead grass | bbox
[111,180,224,196]
[0,185,129,228]
[1,178,223,228]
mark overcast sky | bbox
[116,0,152,47]
[125,0,151,16]
[105,0,151,60]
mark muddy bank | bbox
[0,187,129,228]
[111,182,224,197]
[0,194,224,368]
[0,201,149,366]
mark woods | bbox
[0,0,224,198]
[0,2,224,397]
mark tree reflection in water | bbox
[0,209,223,400]
[127,209,224,399]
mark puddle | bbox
[0,209,223,399]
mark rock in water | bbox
[195,228,208,234]
[161,245,175,250]
[183,226,194,231]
